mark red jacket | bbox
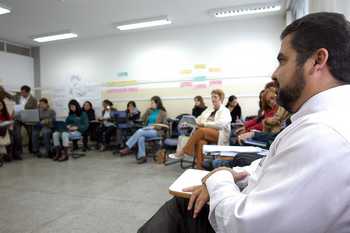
[244,105,278,131]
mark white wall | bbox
[40,15,285,117]
[0,51,34,90]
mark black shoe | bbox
[13,156,23,160]
[58,156,69,162]
[82,146,90,152]
[137,157,147,164]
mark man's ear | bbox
[313,48,329,71]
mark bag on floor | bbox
[155,149,166,164]
[0,130,11,146]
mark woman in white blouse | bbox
[170,89,231,169]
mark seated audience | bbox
[192,96,207,118]
[115,101,141,148]
[96,99,117,152]
[0,85,38,156]
[137,12,350,233]
[0,99,13,162]
[119,96,167,164]
[226,95,242,122]
[52,99,88,162]
[82,101,96,151]
[126,101,141,123]
[170,89,231,169]
[32,98,56,158]
[237,83,290,144]
[243,87,278,132]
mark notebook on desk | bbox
[169,169,209,199]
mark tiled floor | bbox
[0,151,183,233]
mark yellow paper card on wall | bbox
[208,68,222,73]
[180,69,192,75]
[106,80,138,87]
[194,64,207,69]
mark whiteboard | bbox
[0,51,34,89]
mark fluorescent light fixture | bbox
[213,4,281,18]
[33,32,78,43]
[116,16,172,31]
[0,3,11,15]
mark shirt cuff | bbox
[206,170,238,195]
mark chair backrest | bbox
[111,111,128,124]
[178,115,197,136]
[168,114,191,137]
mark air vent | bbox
[0,41,31,57]
[6,43,31,56]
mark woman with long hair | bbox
[192,96,207,118]
[52,99,88,162]
[82,101,96,151]
[225,95,242,122]
[119,96,167,164]
[0,99,12,162]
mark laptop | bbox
[20,109,40,123]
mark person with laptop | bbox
[138,13,350,233]
[32,98,56,158]
[0,85,38,158]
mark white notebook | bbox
[169,169,209,199]
[203,145,264,154]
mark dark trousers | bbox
[13,121,33,154]
[82,127,91,148]
[96,125,115,145]
[32,127,52,155]
[138,197,215,233]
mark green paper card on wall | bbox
[118,72,128,77]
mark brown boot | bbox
[53,147,61,161]
[58,147,69,162]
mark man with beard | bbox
[137,12,350,233]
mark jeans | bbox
[53,131,81,147]
[32,126,52,155]
[126,127,159,159]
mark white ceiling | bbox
[0,0,287,46]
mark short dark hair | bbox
[281,12,350,83]
[103,99,113,107]
[21,85,31,93]
[127,101,136,108]
[39,98,48,104]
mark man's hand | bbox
[202,167,250,184]
[183,185,209,219]
[196,123,205,128]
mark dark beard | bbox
[277,66,306,113]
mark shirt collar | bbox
[291,85,350,122]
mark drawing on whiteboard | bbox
[69,75,87,98]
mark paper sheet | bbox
[169,169,209,198]
[203,145,264,153]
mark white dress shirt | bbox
[20,95,29,106]
[206,85,350,233]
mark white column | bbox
[308,0,337,13]
[336,0,350,19]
